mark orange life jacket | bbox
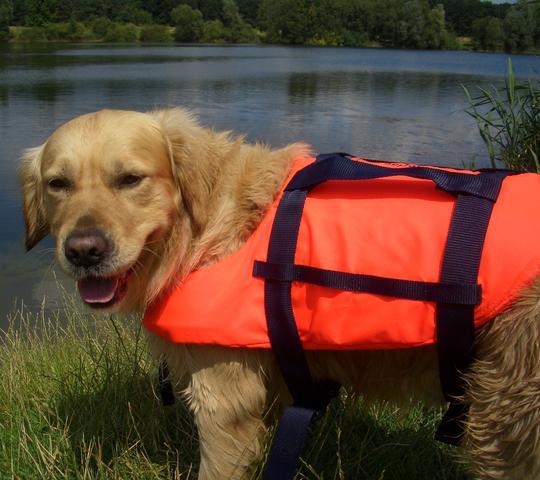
[144,159,540,349]
[144,155,540,351]
[147,153,540,455]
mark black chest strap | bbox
[255,153,512,479]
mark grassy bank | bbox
[9,23,177,43]
[7,24,540,55]
[0,298,198,479]
[0,296,471,479]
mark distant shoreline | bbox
[5,44,540,58]
[5,24,539,56]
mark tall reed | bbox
[464,59,539,172]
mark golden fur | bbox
[20,108,540,479]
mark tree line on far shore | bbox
[0,0,539,52]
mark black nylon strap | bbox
[436,402,470,444]
[254,261,482,305]
[158,361,175,406]
[434,181,508,444]
[287,154,503,201]
[262,406,317,480]
[262,187,339,479]
[437,194,498,400]
[263,189,320,407]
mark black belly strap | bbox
[254,153,513,479]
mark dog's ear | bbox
[149,108,221,233]
[20,145,49,250]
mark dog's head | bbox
[20,108,212,312]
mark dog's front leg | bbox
[181,346,271,480]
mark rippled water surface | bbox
[0,44,538,325]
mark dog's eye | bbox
[48,178,71,191]
[118,174,143,188]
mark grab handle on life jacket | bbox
[287,153,505,201]
[260,153,515,479]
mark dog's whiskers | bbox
[130,259,146,281]
[141,246,160,258]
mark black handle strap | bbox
[286,154,505,201]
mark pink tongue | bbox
[77,277,118,304]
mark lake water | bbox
[0,44,538,326]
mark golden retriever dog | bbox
[20,108,540,480]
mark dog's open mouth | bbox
[77,268,134,309]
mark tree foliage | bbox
[0,0,13,40]
[235,0,259,25]
[139,24,173,41]
[3,0,540,51]
[503,5,535,51]
[145,0,181,24]
[432,0,510,36]
[472,16,504,51]
[259,0,312,44]
[23,0,57,26]
[103,22,138,41]
[259,0,452,48]
[171,4,203,41]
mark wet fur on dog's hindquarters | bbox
[20,108,540,479]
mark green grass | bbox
[0,296,471,479]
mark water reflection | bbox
[0,85,8,106]
[288,73,319,102]
[30,80,75,103]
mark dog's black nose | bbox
[64,230,109,268]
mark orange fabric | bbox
[144,157,540,350]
